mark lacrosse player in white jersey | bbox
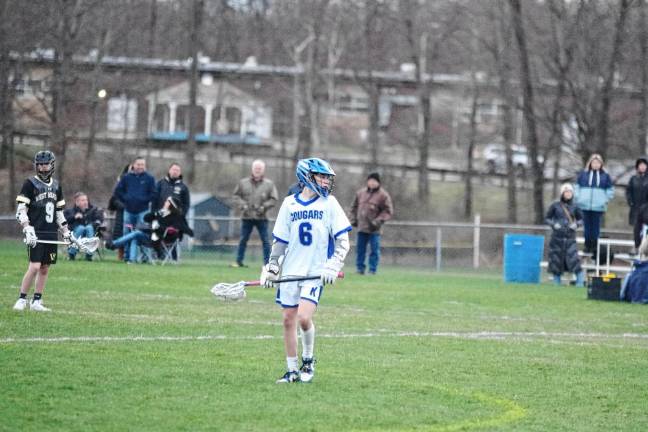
[261,158,352,383]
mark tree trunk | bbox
[84,28,109,186]
[639,0,648,155]
[509,0,543,224]
[368,82,380,171]
[185,0,203,184]
[464,77,479,218]
[595,0,631,158]
[0,0,10,169]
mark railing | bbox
[0,214,633,271]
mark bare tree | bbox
[50,0,89,185]
[83,21,111,185]
[399,0,462,204]
[185,0,203,184]
[477,0,519,222]
[509,0,544,224]
[0,0,16,205]
[638,0,648,155]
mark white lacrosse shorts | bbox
[275,279,324,308]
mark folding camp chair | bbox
[158,226,181,265]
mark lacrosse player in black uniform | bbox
[13,150,71,312]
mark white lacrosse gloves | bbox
[62,229,73,243]
[321,260,340,285]
[260,262,280,288]
[23,226,37,248]
[569,222,578,231]
[552,222,562,230]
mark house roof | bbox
[146,80,266,106]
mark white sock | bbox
[286,356,299,372]
[301,324,315,359]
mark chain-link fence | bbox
[1,215,634,273]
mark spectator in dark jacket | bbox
[152,162,190,215]
[626,157,648,226]
[621,236,648,304]
[349,172,394,275]
[574,154,615,254]
[114,157,156,263]
[545,183,584,286]
[108,164,131,260]
[633,202,648,248]
[64,192,105,261]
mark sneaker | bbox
[230,262,248,268]
[13,298,28,311]
[104,240,115,250]
[299,357,316,383]
[276,370,300,384]
[30,299,51,312]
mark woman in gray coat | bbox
[545,183,584,286]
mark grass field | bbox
[1,240,648,431]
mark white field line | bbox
[54,310,279,326]
[2,330,648,345]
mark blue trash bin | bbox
[503,234,545,283]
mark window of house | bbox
[176,104,205,134]
[107,96,137,132]
[152,104,169,132]
[225,106,242,134]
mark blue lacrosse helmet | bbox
[295,158,336,197]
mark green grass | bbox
[1,240,648,431]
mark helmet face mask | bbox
[33,150,56,182]
[295,158,336,197]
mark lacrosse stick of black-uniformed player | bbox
[34,236,101,254]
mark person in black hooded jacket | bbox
[152,162,190,215]
[545,183,584,286]
[626,157,648,227]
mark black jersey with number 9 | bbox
[16,176,65,241]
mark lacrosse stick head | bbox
[210,281,247,301]
[76,237,100,254]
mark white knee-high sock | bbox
[286,357,299,372]
[301,323,315,359]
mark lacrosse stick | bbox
[35,236,101,254]
[210,272,345,301]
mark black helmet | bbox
[33,150,56,182]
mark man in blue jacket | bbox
[115,157,155,263]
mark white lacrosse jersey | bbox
[272,193,352,277]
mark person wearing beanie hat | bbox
[367,172,381,183]
[574,153,615,254]
[626,157,648,227]
[545,183,584,286]
[349,172,393,275]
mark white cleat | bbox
[299,358,316,383]
[276,371,300,384]
[30,299,51,312]
[13,298,28,311]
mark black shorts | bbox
[27,243,58,265]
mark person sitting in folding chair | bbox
[63,192,105,261]
[104,197,193,263]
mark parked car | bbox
[481,143,541,174]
